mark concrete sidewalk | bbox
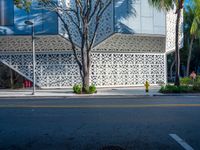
[0,86,161,98]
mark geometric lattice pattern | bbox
[166,9,184,53]
[90,0,114,45]
[0,1,184,88]
[58,0,114,46]
[0,52,166,88]
[0,35,74,53]
[94,34,165,53]
[0,34,165,53]
[91,53,166,86]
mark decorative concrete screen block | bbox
[93,34,165,53]
[0,0,184,88]
[0,52,166,88]
[58,0,82,46]
[0,36,73,53]
[91,53,166,87]
[89,0,114,45]
[58,0,114,46]
[0,53,81,88]
[0,34,165,53]
[166,9,184,53]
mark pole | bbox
[32,23,36,95]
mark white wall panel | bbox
[141,17,153,34]
[115,0,166,35]
[141,0,153,17]
[0,52,166,88]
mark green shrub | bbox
[159,85,193,93]
[73,84,97,94]
[193,82,200,92]
[180,77,193,85]
[14,82,23,89]
[160,74,200,93]
[89,84,97,94]
[180,75,200,86]
[192,75,200,92]
[196,75,200,83]
[73,84,82,94]
[178,85,193,93]
[83,84,97,94]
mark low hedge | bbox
[180,77,193,85]
[160,84,200,93]
[161,75,200,93]
[193,82,200,92]
[159,85,193,93]
[180,75,200,85]
[73,84,82,94]
[73,84,97,94]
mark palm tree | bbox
[185,0,200,76]
[148,0,184,86]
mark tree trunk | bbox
[82,49,91,93]
[174,8,181,86]
[186,36,194,77]
[82,70,90,92]
[82,48,90,93]
[82,56,90,93]
[170,59,175,81]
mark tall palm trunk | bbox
[186,36,194,76]
[170,59,175,80]
[174,8,181,86]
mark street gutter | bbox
[0,93,200,99]
[0,94,153,99]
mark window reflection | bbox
[0,0,58,35]
[0,0,14,26]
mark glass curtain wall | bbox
[0,0,14,26]
[0,0,58,35]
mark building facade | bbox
[0,0,183,88]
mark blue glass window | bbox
[0,0,58,35]
[0,0,14,26]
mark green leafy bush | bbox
[159,85,193,93]
[180,77,193,85]
[89,84,97,94]
[73,84,97,94]
[193,82,200,92]
[161,74,200,93]
[73,84,82,94]
[14,82,23,89]
[180,75,200,86]
[196,76,200,83]
[83,84,97,94]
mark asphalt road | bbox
[0,96,200,150]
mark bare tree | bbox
[15,0,112,92]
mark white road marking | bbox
[169,134,194,150]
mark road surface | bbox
[0,96,200,150]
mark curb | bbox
[153,94,200,97]
[0,94,200,99]
[0,94,153,99]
